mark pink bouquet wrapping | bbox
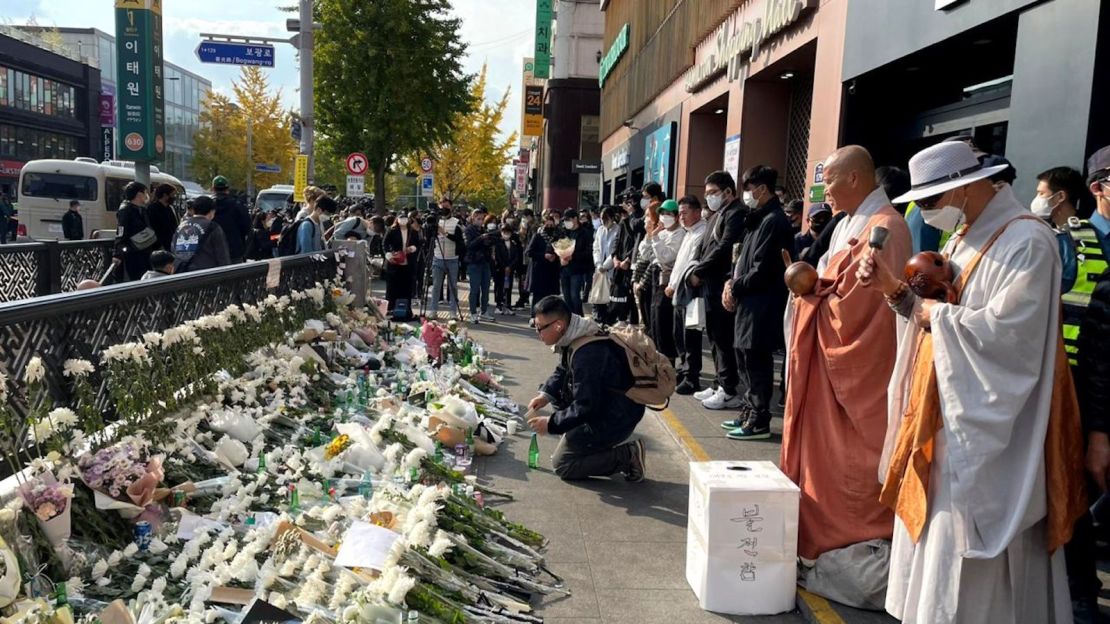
[19,473,73,546]
[421,320,447,362]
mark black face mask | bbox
[810,218,831,235]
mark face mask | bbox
[706,193,724,212]
[592,218,602,229]
[486,223,497,231]
[640,198,649,209]
[398,217,409,226]
[1030,193,1060,219]
[921,197,966,233]
[743,190,759,209]
[563,220,576,229]
[660,214,676,228]
[810,219,830,235]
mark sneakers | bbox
[720,405,754,430]
[504,308,516,316]
[675,380,700,395]
[528,318,536,328]
[479,314,497,322]
[693,386,718,402]
[469,313,481,325]
[702,390,743,410]
[624,439,646,483]
[726,421,771,440]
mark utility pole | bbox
[299,0,315,182]
[246,116,254,200]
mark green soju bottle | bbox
[358,471,374,499]
[528,432,540,469]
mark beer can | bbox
[134,520,152,551]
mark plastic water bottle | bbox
[407,609,420,623]
[358,471,373,499]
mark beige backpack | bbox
[569,324,677,409]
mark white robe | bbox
[884,185,1072,623]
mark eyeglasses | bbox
[535,320,558,334]
[916,193,944,210]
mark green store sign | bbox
[599,23,630,88]
[114,0,165,162]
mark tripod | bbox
[418,222,464,323]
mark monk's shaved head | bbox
[823,145,879,215]
[824,145,875,179]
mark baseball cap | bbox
[1087,145,1110,183]
[563,208,579,220]
[980,155,1016,185]
[808,202,831,217]
[659,199,679,213]
[211,175,229,190]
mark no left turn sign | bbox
[346,152,368,176]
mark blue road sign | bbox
[195,41,275,68]
[255,164,281,173]
[291,118,302,141]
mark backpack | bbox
[569,324,677,409]
[276,217,310,256]
[173,218,214,271]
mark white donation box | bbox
[686,460,800,615]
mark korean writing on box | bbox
[730,504,765,582]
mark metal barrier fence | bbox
[0,239,118,303]
[0,251,345,424]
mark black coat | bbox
[542,337,645,450]
[464,223,495,264]
[690,198,746,295]
[382,226,422,274]
[562,226,594,276]
[526,230,560,299]
[62,209,83,240]
[494,235,523,273]
[729,198,793,351]
[1078,268,1110,434]
[800,211,846,267]
[212,193,251,260]
[115,201,152,280]
[147,200,179,251]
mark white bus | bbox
[17,157,186,240]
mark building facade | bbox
[0,28,102,198]
[536,0,605,213]
[22,27,211,184]
[839,0,1110,203]
[600,0,848,207]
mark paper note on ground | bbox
[334,520,401,570]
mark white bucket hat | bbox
[893,141,1009,204]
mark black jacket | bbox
[212,193,250,260]
[464,223,495,264]
[614,209,645,263]
[562,226,594,276]
[1078,268,1110,434]
[62,209,83,240]
[526,230,560,298]
[383,226,421,274]
[542,337,645,450]
[494,235,523,272]
[690,198,746,293]
[171,216,231,272]
[147,200,179,251]
[115,201,153,280]
[729,198,793,351]
[800,211,846,267]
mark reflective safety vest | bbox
[1062,219,1108,366]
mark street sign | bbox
[813,162,824,185]
[571,160,602,174]
[346,152,368,176]
[115,0,165,161]
[523,85,544,137]
[420,174,434,198]
[290,117,302,141]
[515,163,528,196]
[195,41,275,68]
[255,163,281,173]
[347,175,366,198]
[100,127,115,162]
[419,157,433,173]
[533,0,553,79]
[293,154,308,201]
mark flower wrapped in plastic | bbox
[552,237,576,261]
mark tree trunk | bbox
[374,161,388,216]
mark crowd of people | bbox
[515,136,1110,624]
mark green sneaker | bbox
[726,422,771,440]
[720,406,754,430]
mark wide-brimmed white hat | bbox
[893,141,1009,204]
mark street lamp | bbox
[227,103,254,200]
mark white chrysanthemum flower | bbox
[91,559,109,580]
[387,572,416,605]
[142,332,162,347]
[428,530,453,558]
[65,576,86,599]
[62,358,95,378]
[150,576,167,594]
[24,356,45,385]
[122,543,138,557]
[148,537,168,554]
[47,407,78,430]
[130,573,148,593]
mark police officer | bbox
[210,175,251,264]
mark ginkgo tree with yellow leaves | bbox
[404,65,517,213]
[190,67,298,193]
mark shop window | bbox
[21,172,97,201]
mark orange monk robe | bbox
[781,202,911,560]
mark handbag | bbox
[588,271,611,305]
[685,296,706,330]
[129,226,158,251]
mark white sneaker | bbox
[480,314,497,322]
[693,387,719,402]
[702,391,743,410]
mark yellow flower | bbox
[324,434,352,460]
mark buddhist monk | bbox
[781,146,912,566]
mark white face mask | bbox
[563,220,576,230]
[592,218,602,229]
[397,217,409,226]
[486,223,497,231]
[705,193,724,212]
[921,199,966,233]
[660,214,676,228]
[743,190,758,209]
[640,198,649,209]
[1030,193,1061,219]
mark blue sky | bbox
[4,0,534,146]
